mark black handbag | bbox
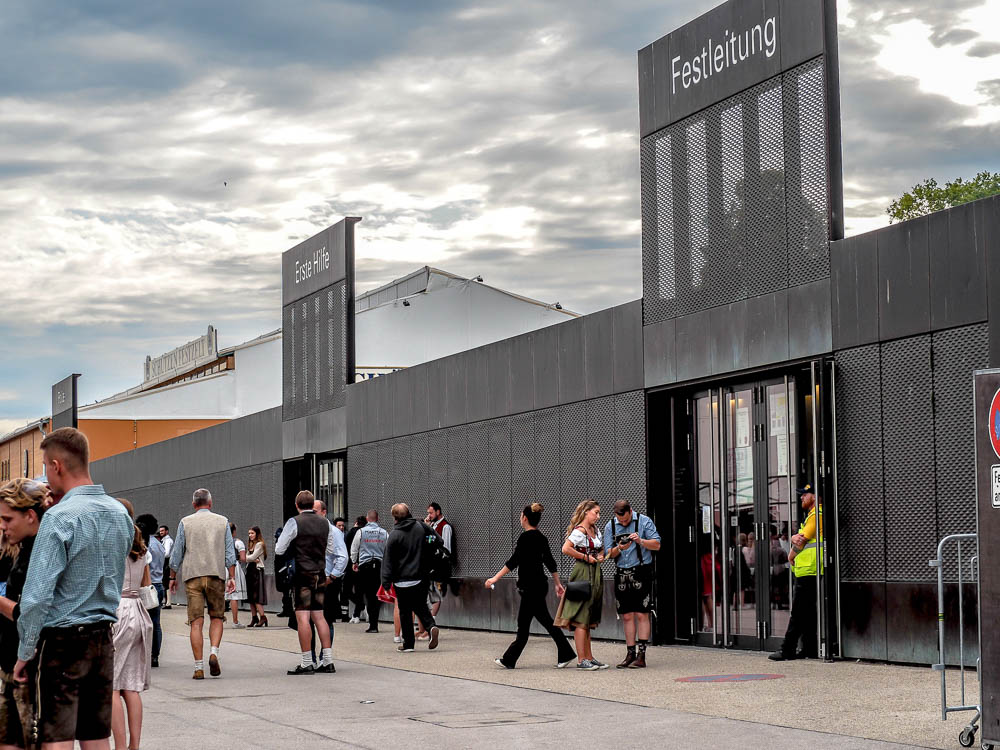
[565,580,592,601]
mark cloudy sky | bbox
[2,0,1000,433]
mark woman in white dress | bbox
[112,498,153,750]
[226,523,248,627]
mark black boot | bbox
[248,614,260,628]
[617,646,637,669]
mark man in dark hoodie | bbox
[382,503,440,653]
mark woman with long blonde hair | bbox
[0,478,50,749]
[554,499,607,670]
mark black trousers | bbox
[359,560,382,627]
[501,586,575,667]
[396,582,435,649]
[346,569,364,618]
[780,576,818,657]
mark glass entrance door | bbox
[687,370,820,651]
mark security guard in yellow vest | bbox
[769,485,822,661]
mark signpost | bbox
[973,369,1000,746]
[51,374,80,430]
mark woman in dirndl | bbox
[226,523,248,627]
[112,498,153,750]
[554,499,607,670]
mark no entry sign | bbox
[989,387,1000,459]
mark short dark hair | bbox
[295,490,315,510]
[135,513,159,538]
[158,524,169,532]
[40,427,89,473]
[355,515,367,526]
[333,516,345,525]
[428,502,442,513]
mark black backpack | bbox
[422,523,453,583]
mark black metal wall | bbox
[641,57,830,326]
[835,325,988,663]
[348,390,647,638]
[92,407,283,576]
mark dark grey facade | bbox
[80,0,999,665]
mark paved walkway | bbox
[152,609,974,749]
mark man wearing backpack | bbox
[604,500,660,669]
[426,502,457,600]
[383,503,440,653]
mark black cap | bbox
[795,484,814,496]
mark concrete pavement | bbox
[148,609,973,749]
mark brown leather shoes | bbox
[209,654,221,676]
[628,652,647,669]
[617,651,637,669]
[192,669,204,680]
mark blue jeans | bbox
[151,582,164,660]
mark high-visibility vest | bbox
[792,506,823,578]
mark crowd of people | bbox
[0,425,683,748]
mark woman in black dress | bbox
[485,503,576,669]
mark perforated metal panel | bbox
[409,432,429,510]
[587,397,617,505]
[881,336,936,581]
[783,58,829,286]
[933,323,989,580]
[392,437,411,510]
[510,413,535,509]
[462,422,491,577]
[641,57,830,326]
[282,279,347,419]
[427,430,448,508]
[376,440,394,525]
[615,391,647,516]
[447,425,468,533]
[834,345,885,581]
[488,417,515,571]
[115,461,283,575]
[534,408,565,575]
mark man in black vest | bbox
[275,490,342,675]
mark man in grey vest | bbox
[169,488,236,679]
[350,510,389,632]
[276,491,342,674]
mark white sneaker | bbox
[555,658,575,669]
[393,636,403,643]
[349,617,360,624]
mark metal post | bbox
[810,361,823,659]
[958,539,966,706]
[829,359,842,656]
[711,394,719,646]
[784,375,794,622]
[720,387,729,646]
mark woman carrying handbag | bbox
[554,499,607,670]
[485,503,576,670]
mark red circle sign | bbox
[989,388,1000,460]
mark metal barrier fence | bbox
[930,533,991,749]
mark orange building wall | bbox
[0,425,47,480]
[80,419,228,462]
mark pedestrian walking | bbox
[770,486,822,662]
[226,523,248,628]
[554,499,607,670]
[169,488,237,679]
[0,477,50,750]
[350,511,388,632]
[111,498,153,750]
[604,500,660,669]
[15,427,134,747]
[382,503,440,653]
[312,501,348,632]
[135,513,164,667]
[245,526,268,627]
[157,525,174,609]
[275,491,343,675]
[343,516,366,622]
[486,502,575,669]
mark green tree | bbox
[887,171,1000,223]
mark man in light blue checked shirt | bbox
[604,500,661,670]
[15,427,134,749]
